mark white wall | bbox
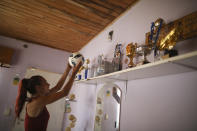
[78,0,197,131]
[121,71,197,131]
[0,36,70,131]
[81,0,197,60]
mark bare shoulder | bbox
[26,98,45,117]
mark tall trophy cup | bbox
[126,43,137,67]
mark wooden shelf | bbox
[75,51,197,84]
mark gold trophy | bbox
[158,23,182,51]
[146,18,182,60]
[126,43,137,67]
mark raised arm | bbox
[49,63,71,94]
[37,62,82,106]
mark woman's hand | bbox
[71,62,82,78]
[39,62,83,105]
[49,62,72,94]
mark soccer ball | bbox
[68,52,85,67]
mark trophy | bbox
[135,44,151,65]
[146,18,181,60]
[126,43,137,67]
[158,22,182,51]
[113,43,122,71]
[148,18,165,57]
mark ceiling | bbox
[0,0,137,52]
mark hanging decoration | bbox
[106,90,110,96]
[13,74,20,86]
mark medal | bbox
[149,18,164,56]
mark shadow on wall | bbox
[11,48,22,65]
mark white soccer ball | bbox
[68,52,85,67]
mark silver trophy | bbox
[135,44,151,65]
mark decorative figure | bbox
[106,90,110,96]
[98,109,103,115]
[95,115,100,123]
[65,127,71,131]
[69,114,77,122]
[13,74,20,86]
[84,59,90,79]
[70,122,75,128]
[69,94,75,101]
[97,97,102,104]
[66,107,71,113]
[65,101,71,113]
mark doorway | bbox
[94,83,122,131]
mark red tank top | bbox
[25,106,50,131]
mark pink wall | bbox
[0,36,70,131]
[79,0,197,131]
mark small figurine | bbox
[69,94,75,101]
[69,114,77,122]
